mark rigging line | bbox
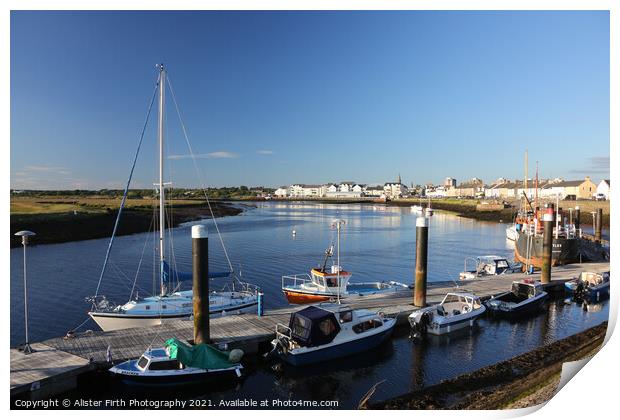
[129,216,155,301]
[166,74,234,273]
[93,75,160,300]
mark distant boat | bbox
[408,292,486,336]
[88,64,259,331]
[270,304,396,366]
[486,279,547,316]
[459,255,521,280]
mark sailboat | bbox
[88,64,259,331]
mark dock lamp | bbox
[14,230,36,354]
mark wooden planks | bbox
[10,343,92,396]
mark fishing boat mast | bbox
[157,63,166,296]
[333,219,346,304]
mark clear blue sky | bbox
[11,11,609,189]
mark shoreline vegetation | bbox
[10,193,609,247]
[367,321,607,409]
[10,196,247,248]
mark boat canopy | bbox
[165,338,238,370]
[288,306,341,347]
[162,261,231,282]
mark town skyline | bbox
[11,11,609,189]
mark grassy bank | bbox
[369,321,607,409]
[10,196,245,247]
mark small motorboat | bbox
[565,271,610,300]
[486,279,548,316]
[109,338,243,385]
[408,292,486,336]
[411,204,423,214]
[506,225,519,242]
[270,304,396,366]
[459,255,521,280]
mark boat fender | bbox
[229,349,244,363]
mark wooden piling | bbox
[595,208,603,242]
[541,208,554,285]
[414,217,428,307]
[192,225,210,344]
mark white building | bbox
[597,179,610,200]
[365,185,385,197]
[325,182,364,198]
[274,186,289,197]
[290,184,325,198]
[384,175,409,199]
[426,186,446,198]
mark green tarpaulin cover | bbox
[165,338,237,370]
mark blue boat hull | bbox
[279,324,395,366]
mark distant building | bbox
[274,186,289,197]
[426,186,446,198]
[290,184,325,198]
[597,179,610,200]
[365,185,385,197]
[541,177,597,200]
[446,178,484,198]
[326,182,364,198]
[444,177,457,188]
[384,174,409,199]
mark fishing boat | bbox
[565,271,610,300]
[281,220,408,304]
[486,279,547,316]
[109,338,243,385]
[459,255,521,280]
[88,64,259,331]
[270,304,396,366]
[408,292,486,336]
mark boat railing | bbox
[282,273,314,289]
[275,323,292,340]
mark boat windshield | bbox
[496,260,509,268]
[137,356,149,369]
[512,283,536,298]
[148,360,183,371]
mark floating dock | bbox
[10,261,610,400]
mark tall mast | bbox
[524,150,528,204]
[157,64,166,296]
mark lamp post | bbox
[14,230,36,354]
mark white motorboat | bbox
[506,225,519,241]
[271,303,396,366]
[87,64,259,331]
[486,279,548,316]
[459,255,520,280]
[109,338,243,385]
[408,292,486,336]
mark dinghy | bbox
[408,292,486,336]
[271,304,396,366]
[459,255,520,280]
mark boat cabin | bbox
[438,293,482,316]
[288,305,342,347]
[136,349,185,372]
[310,266,351,290]
[578,271,609,287]
[509,280,544,300]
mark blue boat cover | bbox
[289,306,341,347]
[163,260,231,282]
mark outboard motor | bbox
[410,312,431,339]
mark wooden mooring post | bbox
[414,216,428,307]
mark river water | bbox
[10,202,609,408]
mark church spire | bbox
[398,173,402,185]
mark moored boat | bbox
[270,304,396,366]
[408,292,486,336]
[459,255,520,280]
[87,64,259,331]
[486,279,547,316]
[565,271,610,300]
[109,338,243,385]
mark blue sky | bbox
[10,11,609,189]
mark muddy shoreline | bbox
[369,321,607,409]
[10,201,248,248]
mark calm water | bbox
[10,202,608,409]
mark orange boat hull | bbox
[282,290,335,304]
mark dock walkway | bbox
[11,261,610,400]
